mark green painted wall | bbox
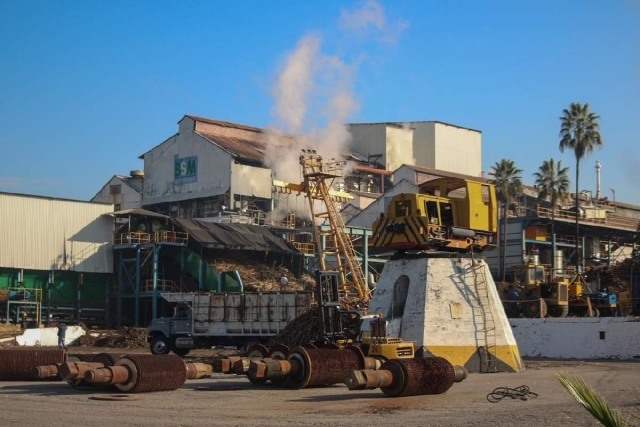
[166,250,242,292]
[0,268,108,309]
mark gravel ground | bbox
[0,355,638,427]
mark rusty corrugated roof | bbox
[196,132,268,164]
[185,115,264,133]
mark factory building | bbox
[0,192,113,326]
[349,121,483,177]
[91,171,144,210]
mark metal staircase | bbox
[300,150,369,301]
[470,262,498,373]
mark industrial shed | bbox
[0,192,114,326]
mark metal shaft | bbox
[58,362,105,381]
[185,363,212,380]
[85,366,131,385]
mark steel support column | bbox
[47,271,53,325]
[363,234,369,289]
[77,273,83,324]
[135,247,141,327]
[117,251,123,328]
[607,238,612,268]
[104,276,110,328]
[198,251,204,292]
[581,236,586,273]
[152,245,160,320]
[552,230,557,272]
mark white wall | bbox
[409,122,436,169]
[385,126,415,172]
[0,194,113,273]
[91,176,141,210]
[511,317,640,359]
[349,124,387,167]
[142,119,232,205]
[231,163,272,199]
[433,123,482,177]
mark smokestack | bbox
[595,160,601,199]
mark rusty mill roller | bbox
[248,345,380,389]
[83,354,211,393]
[0,349,65,381]
[345,357,468,397]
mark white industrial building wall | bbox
[385,125,415,172]
[348,124,387,167]
[231,163,272,199]
[91,176,141,210]
[483,219,524,277]
[433,123,482,177]
[142,130,232,204]
[408,122,436,169]
[0,194,113,273]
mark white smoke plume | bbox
[339,0,409,45]
[264,1,407,223]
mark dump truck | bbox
[147,291,313,356]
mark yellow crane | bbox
[272,149,370,302]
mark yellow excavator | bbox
[372,178,498,252]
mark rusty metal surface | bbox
[0,349,65,381]
[118,354,187,393]
[380,357,455,397]
[268,344,290,360]
[92,353,120,367]
[288,346,365,389]
[70,354,97,362]
[32,364,61,379]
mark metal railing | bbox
[114,231,188,245]
[536,206,639,231]
[291,241,315,255]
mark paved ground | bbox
[1,357,638,427]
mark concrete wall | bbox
[510,317,640,360]
[409,122,436,169]
[142,120,232,205]
[433,123,482,177]
[0,193,113,273]
[91,176,141,210]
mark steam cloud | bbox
[264,1,408,222]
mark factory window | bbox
[390,275,410,318]
[440,203,454,226]
[425,201,439,225]
[110,184,121,195]
[481,185,491,205]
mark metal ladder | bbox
[470,262,498,373]
[300,151,369,301]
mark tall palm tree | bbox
[489,159,523,282]
[533,158,571,257]
[559,102,603,272]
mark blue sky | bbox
[1,1,638,204]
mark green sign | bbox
[174,156,198,184]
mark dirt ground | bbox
[0,351,638,427]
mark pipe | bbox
[353,165,392,176]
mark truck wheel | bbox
[548,305,569,318]
[522,299,547,318]
[150,336,171,355]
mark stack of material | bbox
[207,257,315,292]
[268,307,322,347]
[0,324,22,344]
[595,255,640,294]
[74,327,148,348]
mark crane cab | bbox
[372,178,497,252]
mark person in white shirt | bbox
[280,275,289,291]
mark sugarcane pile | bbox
[268,307,323,347]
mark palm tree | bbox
[489,159,523,282]
[559,103,603,272]
[533,158,571,250]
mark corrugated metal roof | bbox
[196,132,267,164]
[184,115,264,134]
[0,193,113,273]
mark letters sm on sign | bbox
[174,156,198,184]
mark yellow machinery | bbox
[372,178,498,252]
[272,150,369,302]
[499,260,618,318]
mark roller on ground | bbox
[83,354,211,393]
[248,346,381,389]
[345,357,468,397]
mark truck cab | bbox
[147,304,193,356]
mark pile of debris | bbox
[269,307,322,347]
[592,255,640,294]
[209,257,315,292]
[75,327,148,349]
